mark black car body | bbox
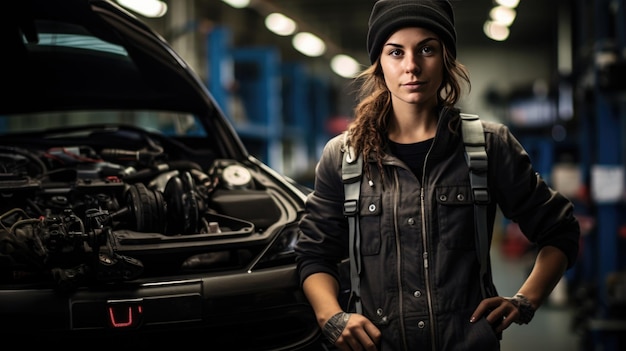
[0,1,324,349]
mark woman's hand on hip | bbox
[326,312,381,351]
[470,296,520,333]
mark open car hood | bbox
[3,0,217,116]
[0,0,307,292]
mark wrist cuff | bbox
[322,312,351,344]
[506,293,535,324]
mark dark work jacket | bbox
[295,107,580,351]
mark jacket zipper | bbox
[392,169,409,351]
[420,187,437,351]
[421,139,438,351]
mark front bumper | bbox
[0,264,322,350]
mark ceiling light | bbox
[490,6,516,26]
[116,0,167,18]
[495,0,520,8]
[265,13,297,36]
[292,32,326,57]
[330,54,362,78]
[221,0,250,8]
[483,21,510,41]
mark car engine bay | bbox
[0,125,285,292]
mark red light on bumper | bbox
[107,301,143,328]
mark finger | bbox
[340,329,367,351]
[343,324,378,350]
[470,297,500,322]
[338,316,380,351]
[363,322,382,347]
[485,300,509,324]
[353,324,380,351]
[487,298,521,331]
[494,314,515,333]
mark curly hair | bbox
[346,43,470,182]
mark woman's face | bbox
[379,27,444,109]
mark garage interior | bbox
[122,0,625,350]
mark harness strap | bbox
[342,134,363,314]
[342,113,490,314]
[460,113,490,299]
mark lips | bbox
[403,81,425,89]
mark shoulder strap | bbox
[460,113,490,299]
[342,115,490,312]
[342,133,363,314]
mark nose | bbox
[404,53,420,74]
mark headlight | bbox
[251,221,300,269]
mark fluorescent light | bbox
[265,13,297,36]
[292,32,326,57]
[495,0,520,8]
[116,0,167,18]
[483,20,510,41]
[330,54,361,78]
[221,0,250,8]
[490,6,516,26]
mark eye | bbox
[420,45,434,56]
[388,48,403,57]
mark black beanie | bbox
[367,0,457,64]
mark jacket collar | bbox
[369,105,463,164]
[427,106,462,161]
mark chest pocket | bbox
[436,185,476,250]
[358,195,381,256]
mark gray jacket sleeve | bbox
[486,121,580,268]
[295,134,350,286]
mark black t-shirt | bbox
[388,138,433,180]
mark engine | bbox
[0,141,255,291]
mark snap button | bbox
[418,320,426,328]
[439,194,447,202]
[408,218,415,225]
[413,290,422,298]
[456,193,465,201]
[376,308,384,316]
[368,203,376,212]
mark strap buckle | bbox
[343,199,358,216]
[472,188,490,204]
